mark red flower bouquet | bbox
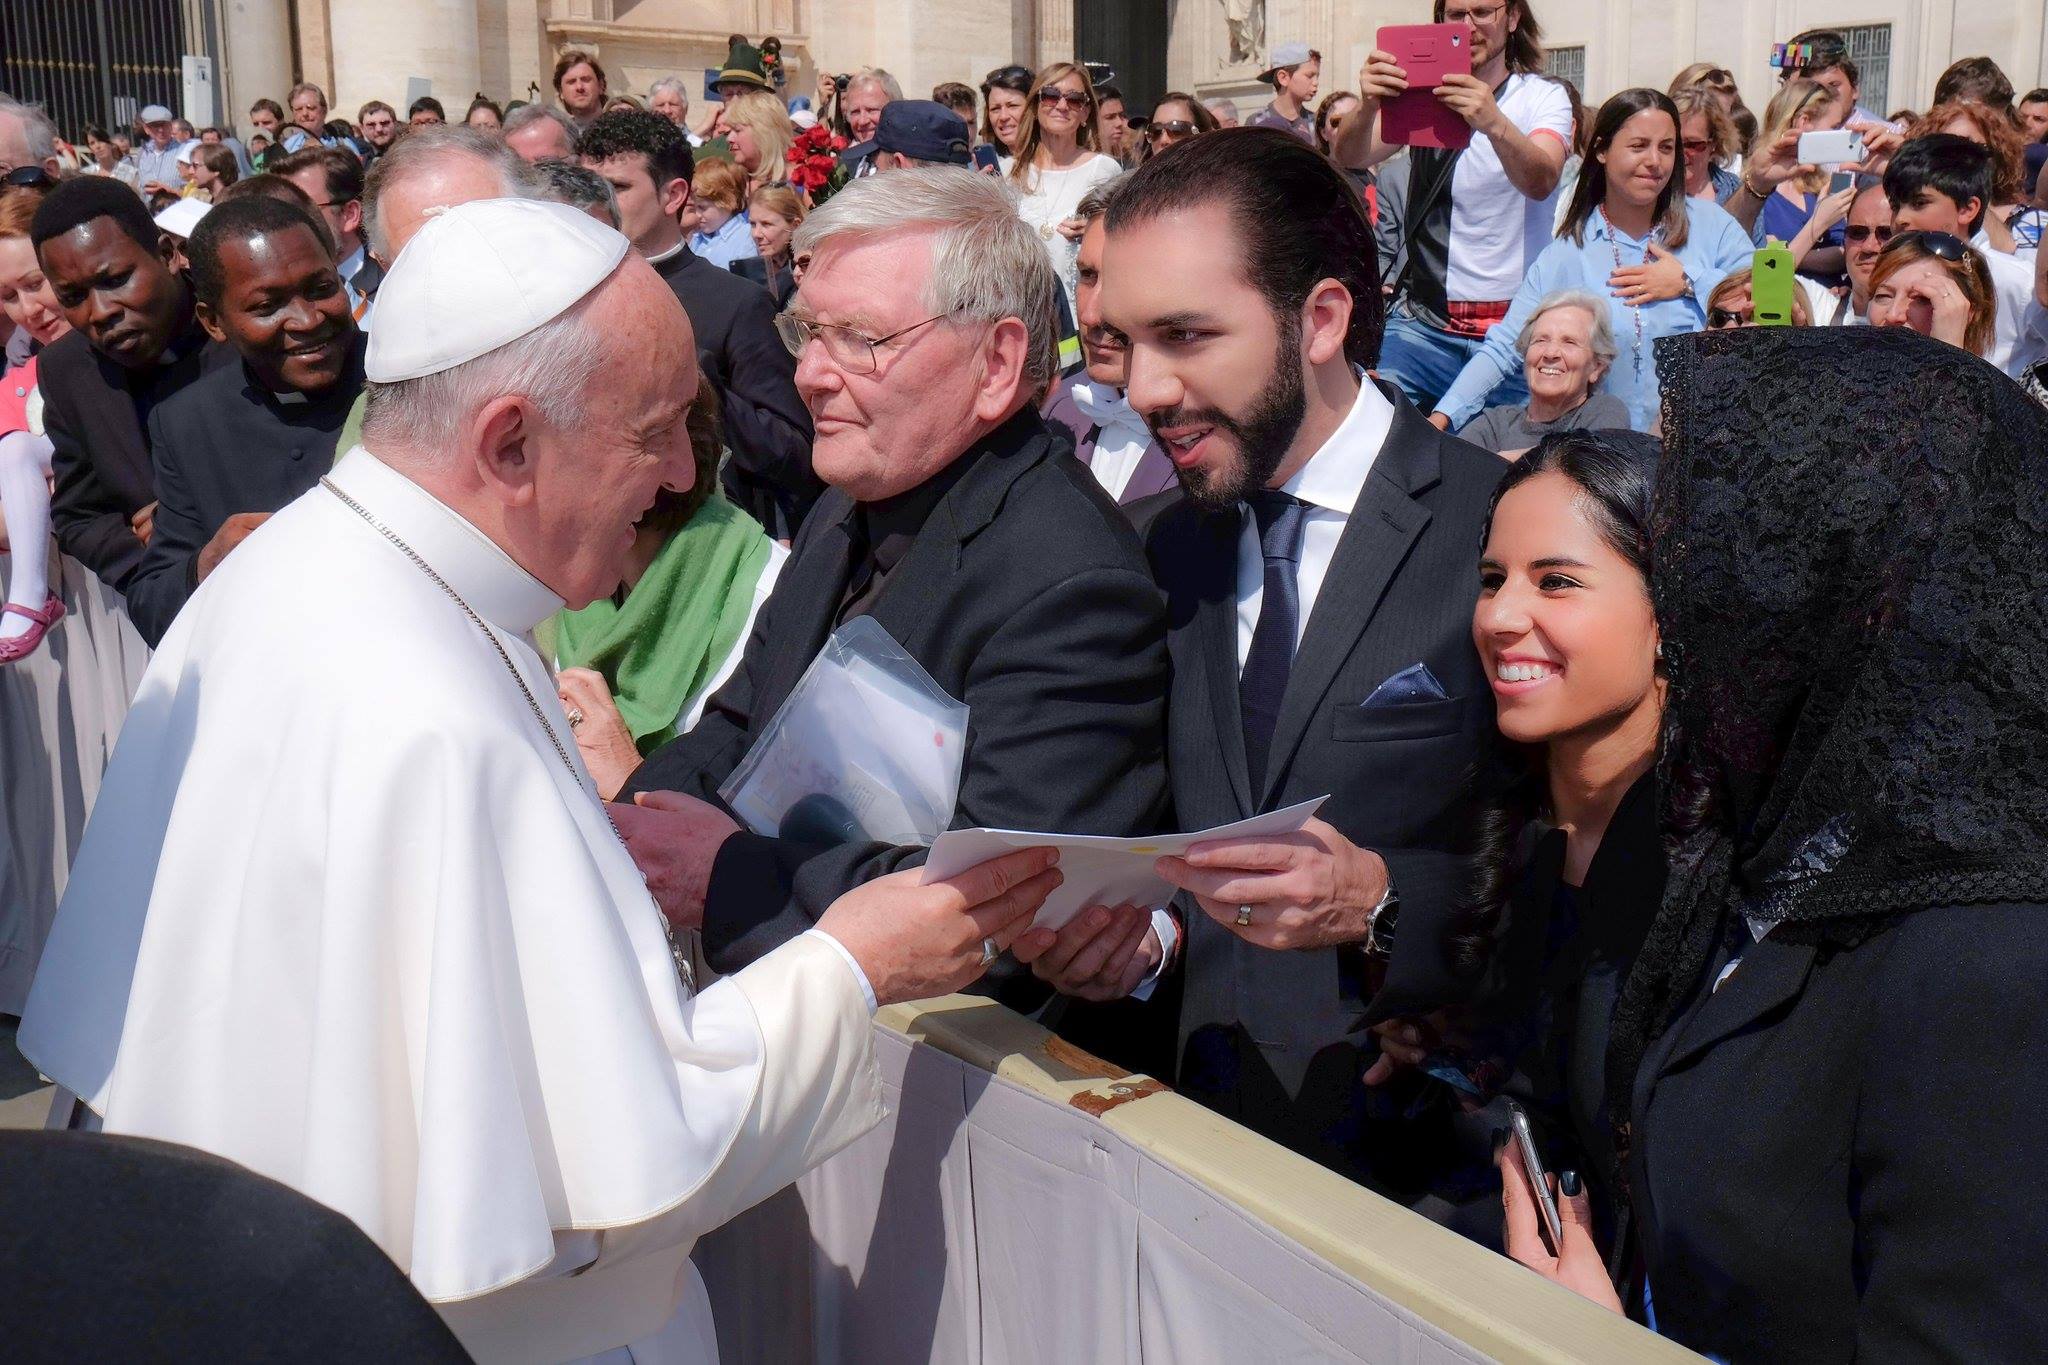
[787,124,851,204]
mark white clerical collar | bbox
[327,446,564,633]
[1069,377,1145,435]
[643,237,688,266]
[1273,367,1393,517]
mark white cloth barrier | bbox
[698,999,1699,1364]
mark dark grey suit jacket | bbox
[1146,379,1505,1187]
[624,407,1171,997]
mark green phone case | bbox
[1752,242,1797,327]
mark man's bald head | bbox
[361,124,540,263]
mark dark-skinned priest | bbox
[123,195,365,645]
[20,197,1063,1362]
[30,176,232,595]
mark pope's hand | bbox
[818,849,1062,1006]
[607,791,742,929]
[1012,902,1162,1000]
[1155,817,1388,951]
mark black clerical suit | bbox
[38,317,232,593]
[1146,378,1504,1192]
[650,245,821,537]
[123,334,366,646]
[625,407,1170,995]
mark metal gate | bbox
[1,0,188,139]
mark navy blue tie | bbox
[1240,492,1307,796]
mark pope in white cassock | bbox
[18,198,1062,1363]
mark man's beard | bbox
[1153,318,1308,512]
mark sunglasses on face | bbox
[1844,224,1895,245]
[1681,138,1713,154]
[3,165,54,189]
[1038,89,1092,110]
[1147,120,1197,141]
[1708,308,1751,328]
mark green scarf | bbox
[535,497,772,753]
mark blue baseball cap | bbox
[846,100,972,167]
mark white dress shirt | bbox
[1970,229,2048,377]
[1137,371,1394,998]
[1067,378,1153,500]
[1234,371,1396,665]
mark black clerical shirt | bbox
[834,447,985,625]
[124,334,367,645]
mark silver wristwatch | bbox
[1362,881,1401,962]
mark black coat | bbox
[1145,381,1505,1188]
[38,319,232,592]
[625,408,1171,992]
[729,255,796,308]
[0,1131,469,1362]
[124,337,365,646]
[651,247,820,537]
[1625,900,2048,1362]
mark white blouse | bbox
[1008,153,1123,313]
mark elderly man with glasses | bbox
[612,167,1170,1019]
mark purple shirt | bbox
[1246,104,1314,144]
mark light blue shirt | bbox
[132,139,182,192]
[1435,199,1754,432]
[688,212,758,271]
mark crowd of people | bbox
[0,9,2044,1363]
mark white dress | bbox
[0,542,149,1014]
[20,447,887,1363]
[1010,153,1123,316]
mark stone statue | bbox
[1220,0,1265,66]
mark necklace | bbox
[321,478,696,989]
[1599,205,1649,383]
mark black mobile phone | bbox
[1505,1099,1564,1253]
[972,144,1001,172]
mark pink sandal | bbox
[0,593,64,664]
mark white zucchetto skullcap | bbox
[364,197,630,383]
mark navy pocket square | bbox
[1363,662,1448,707]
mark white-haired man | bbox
[838,69,899,177]
[647,76,702,146]
[616,168,1169,1015]
[504,101,579,162]
[0,93,61,182]
[21,195,1061,1362]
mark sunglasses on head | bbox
[1146,120,1197,140]
[1037,88,1092,110]
[1898,229,1969,262]
[1844,223,1895,245]
[3,165,54,189]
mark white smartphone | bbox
[1798,128,1866,166]
[1505,1099,1564,1253]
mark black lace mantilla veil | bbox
[1604,327,2048,1133]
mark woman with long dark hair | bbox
[1432,87,1750,432]
[1502,326,2048,1359]
[1370,430,1662,1248]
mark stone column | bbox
[1035,0,1074,70]
[220,0,295,131]
[330,0,483,119]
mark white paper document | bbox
[922,796,1329,931]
